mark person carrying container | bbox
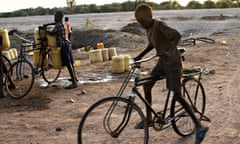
[45,11,78,89]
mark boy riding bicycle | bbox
[134,4,208,143]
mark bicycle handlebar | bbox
[13,32,34,44]
[130,55,159,66]
[130,47,186,66]
[43,22,56,27]
[38,23,56,31]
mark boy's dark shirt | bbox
[138,19,182,72]
[51,22,66,47]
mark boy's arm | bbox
[135,43,154,60]
[41,23,57,35]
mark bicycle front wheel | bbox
[6,60,35,99]
[2,54,13,85]
[78,97,148,144]
[42,51,61,83]
[171,78,206,137]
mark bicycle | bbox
[78,48,209,144]
[5,24,61,99]
[179,36,215,46]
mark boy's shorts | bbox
[151,60,182,93]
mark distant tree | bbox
[203,0,216,8]
[111,3,122,12]
[88,4,99,13]
[186,0,202,9]
[170,1,182,9]
[159,1,172,9]
[121,1,136,11]
[229,0,240,7]
[100,3,121,12]
[215,0,232,8]
[34,7,49,15]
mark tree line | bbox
[0,0,239,17]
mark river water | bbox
[1,8,240,37]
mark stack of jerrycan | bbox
[1,29,19,61]
[33,26,63,69]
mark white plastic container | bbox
[33,50,48,67]
[112,55,125,73]
[108,47,117,60]
[51,47,63,69]
[101,48,109,61]
[2,50,11,60]
[89,49,103,63]
[123,54,131,72]
[34,28,47,48]
[0,28,10,50]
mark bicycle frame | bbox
[78,52,208,143]
[112,55,205,131]
[119,65,172,123]
[13,27,52,75]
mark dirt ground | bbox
[1,24,240,144]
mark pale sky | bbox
[1,0,208,12]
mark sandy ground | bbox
[1,11,240,143]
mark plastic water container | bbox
[11,48,18,59]
[74,60,81,67]
[34,28,47,48]
[101,48,109,61]
[89,49,103,63]
[46,25,57,48]
[22,43,33,55]
[47,35,57,48]
[112,55,125,73]
[123,54,131,72]
[108,47,117,60]
[8,49,15,60]
[0,28,10,50]
[33,50,48,67]
[51,47,63,69]
[2,50,11,60]
[97,42,104,49]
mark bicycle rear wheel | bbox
[78,97,148,144]
[171,78,206,137]
[42,51,61,83]
[5,60,34,99]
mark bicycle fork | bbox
[102,96,135,138]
